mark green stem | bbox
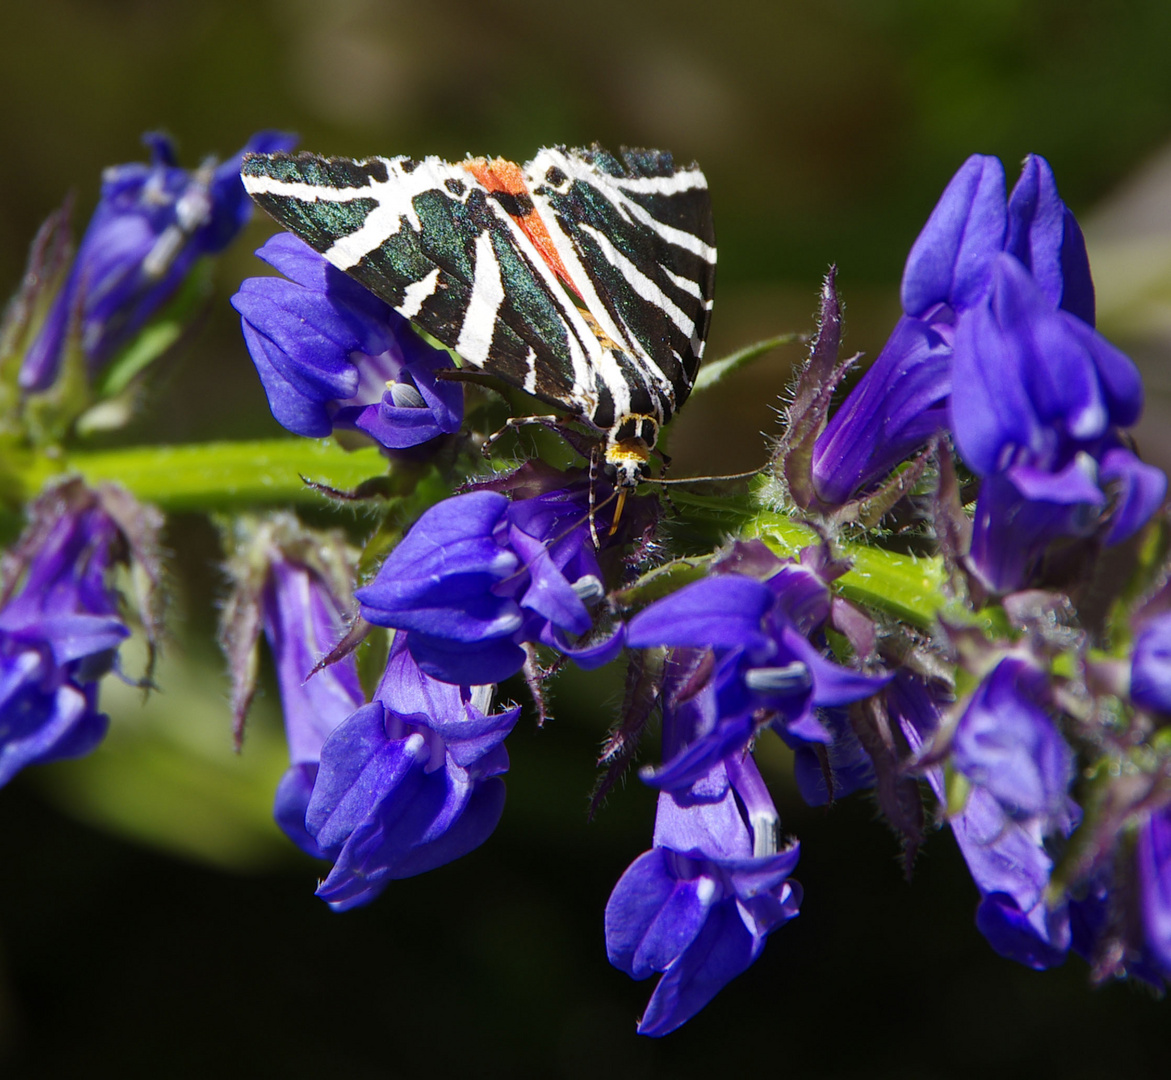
[25,439,388,512]
[13,439,950,629]
[748,511,946,630]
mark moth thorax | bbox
[605,414,659,491]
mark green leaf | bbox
[691,333,802,395]
[95,321,183,397]
[94,258,215,399]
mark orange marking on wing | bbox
[464,157,581,299]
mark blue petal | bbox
[975,891,1071,970]
[1137,808,1171,973]
[1004,457,1104,507]
[1061,314,1143,427]
[635,900,761,1038]
[1130,613,1171,715]
[510,523,591,634]
[1005,154,1069,310]
[968,471,1103,591]
[627,576,774,650]
[305,703,429,850]
[406,631,527,686]
[951,657,1074,819]
[606,851,716,982]
[652,777,753,858]
[950,786,1055,912]
[0,680,106,788]
[1099,446,1167,545]
[273,762,328,859]
[546,621,627,671]
[901,154,1007,317]
[812,315,953,504]
[1057,210,1096,326]
[640,712,756,795]
[605,849,680,977]
[239,321,333,437]
[357,493,522,642]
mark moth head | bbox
[608,449,651,491]
[605,416,657,492]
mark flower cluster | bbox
[800,154,1171,984]
[811,154,1165,591]
[0,480,161,787]
[605,651,802,1037]
[7,132,1171,1043]
[627,543,887,794]
[357,474,627,685]
[21,131,295,394]
[216,149,1171,1028]
[224,517,521,911]
[302,632,520,910]
[596,542,887,1029]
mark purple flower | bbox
[0,486,138,785]
[811,315,952,505]
[950,656,1074,820]
[1130,612,1171,717]
[259,550,366,857]
[356,482,623,685]
[1137,805,1171,975]
[232,233,463,451]
[944,656,1081,967]
[811,153,1097,506]
[955,255,1164,590]
[626,551,888,792]
[890,659,1083,968]
[21,130,296,392]
[303,632,520,911]
[605,655,801,1036]
[957,785,1078,969]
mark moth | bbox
[240,144,716,493]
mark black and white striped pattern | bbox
[240,145,716,479]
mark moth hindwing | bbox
[240,145,717,487]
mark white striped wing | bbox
[240,146,716,434]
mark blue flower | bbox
[888,658,1086,968]
[1137,805,1171,977]
[955,255,1164,590]
[945,657,1081,967]
[21,130,296,392]
[950,656,1075,820]
[356,480,624,685]
[0,484,139,785]
[232,233,463,451]
[259,548,366,857]
[302,631,520,911]
[1130,612,1171,717]
[605,653,801,1037]
[957,785,1078,969]
[811,153,1098,507]
[626,549,888,792]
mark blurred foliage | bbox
[33,636,293,872]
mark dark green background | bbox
[2,0,1171,1074]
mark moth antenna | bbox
[644,467,765,486]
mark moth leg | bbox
[588,444,602,550]
[481,414,566,458]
